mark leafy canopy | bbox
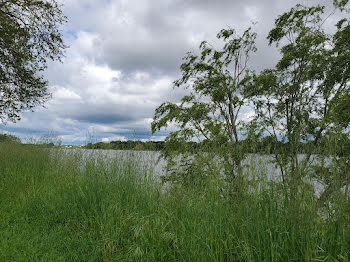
[0,0,66,122]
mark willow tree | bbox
[0,0,66,122]
[152,28,257,191]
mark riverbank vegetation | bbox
[0,142,349,261]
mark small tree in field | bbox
[152,27,257,193]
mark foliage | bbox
[152,27,257,189]
[0,0,66,122]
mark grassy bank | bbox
[0,143,349,261]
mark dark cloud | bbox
[73,113,134,124]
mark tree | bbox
[0,0,66,122]
[0,132,20,143]
[152,27,257,192]
[253,2,350,201]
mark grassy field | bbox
[0,143,349,261]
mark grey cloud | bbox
[92,0,307,74]
[72,112,134,124]
[60,0,334,77]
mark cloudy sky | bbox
[1,0,336,144]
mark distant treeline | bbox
[83,137,350,155]
[84,140,166,151]
[2,132,349,155]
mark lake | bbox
[64,149,317,180]
[56,149,333,196]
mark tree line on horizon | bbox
[83,136,350,156]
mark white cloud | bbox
[52,87,82,101]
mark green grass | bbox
[0,143,349,261]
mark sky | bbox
[0,0,337,145]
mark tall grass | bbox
[0,143,349,261]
